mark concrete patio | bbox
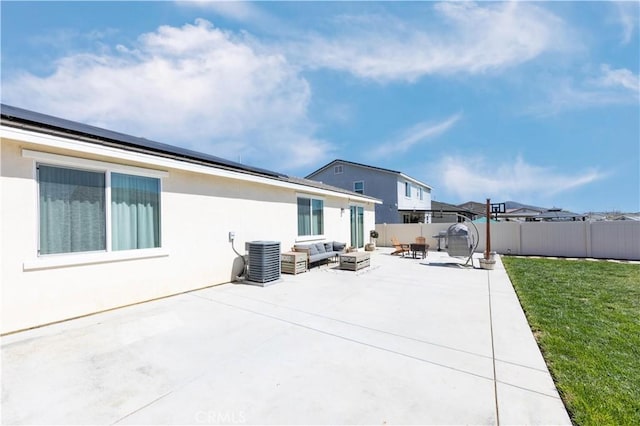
[1,249,571,425]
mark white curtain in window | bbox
[297,197,311,236]
[111,173,160,250]
[312,199,324,235]
[39,165,106,254]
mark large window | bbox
[297,196,324,236]
[405,182,411,197]
[111,173,161,250]
[38,164,161,255]
[39,165,106,254]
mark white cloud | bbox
[3,19,332,171]
[370,113,461,159]
[437,155,606,201]
[296,2,571,82]
[614,1,639,44]
[529,64,639,115]
[177,1,284,35]
[181,1,264,22]
[596,64,640,92]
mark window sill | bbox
[295,235,326,243]
[23,248,170,271]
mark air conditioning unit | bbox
[246,241,281,286]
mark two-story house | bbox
[306,159,432,224]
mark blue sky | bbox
[2,1,639,213]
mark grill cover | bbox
[446,224,472,257]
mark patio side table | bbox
[281,251,307,275]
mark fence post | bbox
[585,221,592,258]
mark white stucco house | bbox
[0,105,380,334]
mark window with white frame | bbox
[37,163,161,255]
[297,196,324,236]
[418,187,423,200]
[353,181,364,194]
[334,165,343,174]
[405,182,411,197]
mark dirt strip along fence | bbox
[375,221,640,261]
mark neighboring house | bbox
[610,213,640,221]
[457,201,486,218]
[428,201,477,223]
[585,212,608,221]
[534,208,587,222]
[458,200,549,222]
[305,159,432,224]
[585,212,640,221]
[499,201,547,221]
[0,105,380,334]
[500,207,545,221]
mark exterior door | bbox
[350,206,364,249]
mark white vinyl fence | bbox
[375,221,640,261]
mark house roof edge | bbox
[306,159,432,189]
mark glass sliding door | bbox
[350,206,364,249]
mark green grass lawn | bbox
[502,257,640,426]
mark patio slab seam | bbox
[189,291,496,383]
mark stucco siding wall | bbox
[1,138,372,333]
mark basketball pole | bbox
[485,198,491,260]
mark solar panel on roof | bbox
[0,104,285,178]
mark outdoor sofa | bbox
[292,241,347,268]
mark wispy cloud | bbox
[295,2,573,83]
[437,155,606,202]
[370,113,461,159]
[595,64,640,92]
[528,64,639,116]
[613,1,639,44]
[181,1,265,22]
[3,19,332,171]
[177,0,285,35]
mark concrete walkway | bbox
[1,249,571,425]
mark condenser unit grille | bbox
[247,241,281,284]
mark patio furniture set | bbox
[281,235,430,275]
[283,241,371,273]
[391,236,430,259]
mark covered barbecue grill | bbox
[445,223,475,265]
